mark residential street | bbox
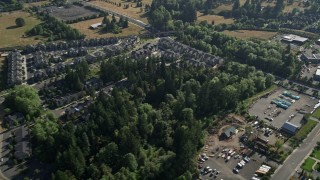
[272,122,320,180]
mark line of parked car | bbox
[200,166,221,178]
[233,156,251,174]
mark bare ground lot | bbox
[42,5,100,21]
[197,12,234,25]
[249,87,318,129]
[200,129,271,180]
[222,30,277,40]
[70,17,144,38]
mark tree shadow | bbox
[6,25,19,30]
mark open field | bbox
[249,87,318,129]
[212,0,306,14]
[295,120,318,140]
[24,0,49,8]
[90,0,148,23]
[222,30,277,40]
[197,12,234,24]
[0,11,44,49]
[301,157,316,172]
[312,108,320,119]
[70,17,144,38]
[42,5,100,21]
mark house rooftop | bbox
[222,126,236,138]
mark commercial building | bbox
[281,121,299,135]
[281,34,308,45]
[301,51,320,64]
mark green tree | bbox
[15,17,25,27]
[4,85,41,117]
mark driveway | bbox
[272,122,320,179]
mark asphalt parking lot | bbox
[199,150,266,180]
[249,87,318,129]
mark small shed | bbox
[221,126,236,139]
[90,22,102,29]
[281,121,299,135]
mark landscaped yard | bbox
[222,30,277,40]
[312,108,320,119]
[312,149,320,160]
[295,120,318,140]
[301,157,316,172]
[0,11,44,49]
[70,17,144,39]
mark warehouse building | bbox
[281,121,299,135]
[281,34,308,45]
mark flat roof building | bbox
[282,34,308,45]
[281,121,299,135]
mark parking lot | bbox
[249,87,318,129]
[199,148,267,180]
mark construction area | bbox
[249,87,318,131]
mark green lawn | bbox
[312,108,320,119]
[311,149,320,160]
[301,157,316,172]
[295,120,318,140]
[0,11,44,49]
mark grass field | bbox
[70,17,144,39]
[90,0,148,23]
[0,11,44,49]
[222,30,277,40]
[212,0,306,14]
[311,149,320,160]
[312,108,320,119]
[301,157,316,172]
[295,120,318,140]
[197,12,234,25]
[23,0,49,8]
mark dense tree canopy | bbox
[4,85,41,117]
[33,53,274,179]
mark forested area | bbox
[0,0,23,12]
[27,15,85,41]
[175,24,301,78]
[225,0,320,33]
[32,55,274,179]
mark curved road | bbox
[272,122,320,180]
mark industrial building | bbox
[301,51,320,64]
[281,34,308,45]
[281,121,299,135]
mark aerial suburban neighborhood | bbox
[0,0,320,179]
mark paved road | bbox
[272,122,320,180]
[0,134,9,180]
[78,0,151,30]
